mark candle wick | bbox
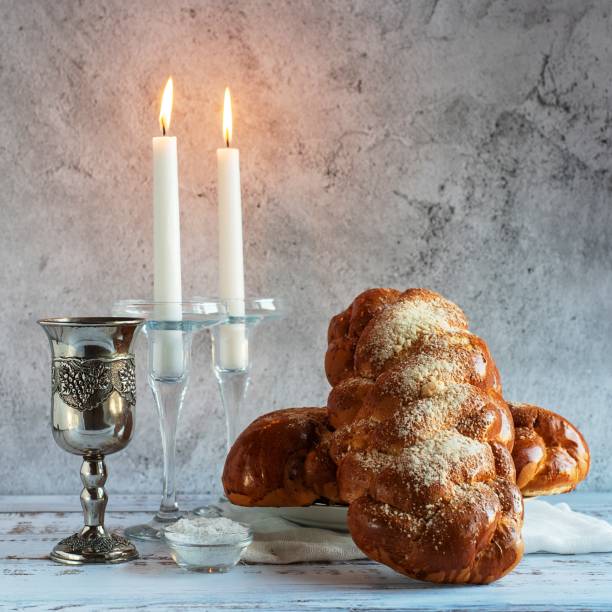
[225,136,230,148]
[162,121,166,137]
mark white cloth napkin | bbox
[523,499,612,554]
[221,499,612,564]
[219,504,363,563]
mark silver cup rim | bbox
[38,317,145,327]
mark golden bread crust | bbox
[222,407,338,506]
[509,403,590,497]
[325,288,401,386]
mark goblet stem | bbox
[150,375,188,520]
[50,454,138,564]
[80,457,107,529]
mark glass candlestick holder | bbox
[193,297,284,516]
[112,299,227,540]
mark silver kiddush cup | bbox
[38,317,144,565]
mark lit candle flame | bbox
[159,77,173,135]
[223,87,232,147]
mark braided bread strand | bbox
[510,403,589,497]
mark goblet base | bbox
[50,526,138,565]
[124,512,185,541]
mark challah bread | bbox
[327,289,523,583]
[223,287,591,584]
[510,403,590,497]
[222,407,326,507]
[222,407,340,506]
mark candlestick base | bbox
[112,299,228,540]
[193,297,284,515]
[124,515,183,542]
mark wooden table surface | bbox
[1,492,611,611]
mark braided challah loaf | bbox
[223,288,590,585]
[324,288,522,583]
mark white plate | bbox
[277,504,349,532]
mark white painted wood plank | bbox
[0,493,611,611]
[1,555,612,611]
[0,494,206,513]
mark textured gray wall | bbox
[1,0,610,496]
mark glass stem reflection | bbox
[216,369,250,452]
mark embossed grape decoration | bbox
[52,357,136,411]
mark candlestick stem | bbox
[151,376,187,519]
[217,369,250,452]
[114,299,227,541]
[192,298,285,516]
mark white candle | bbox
[152,77,184,378]
[217,87,248,370]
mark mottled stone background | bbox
[1,0,610,496]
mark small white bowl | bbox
[163,527,253,573]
